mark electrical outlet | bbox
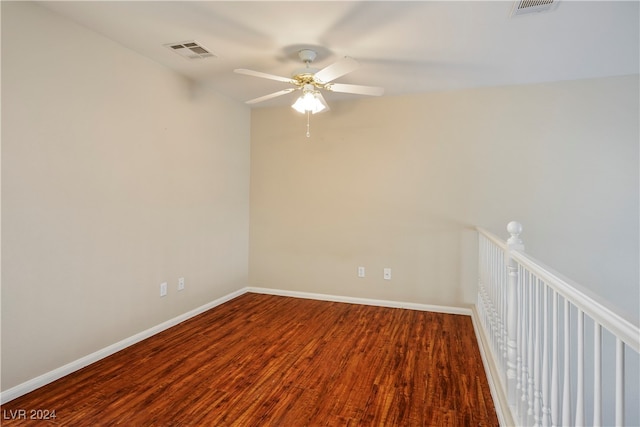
[383,268,392,280]
[178,277,185,291]
[160,282,168,297]
[358,267,365,278]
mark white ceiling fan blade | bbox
[246,88,296,104]
[313,57,359,84]
[234,68,294,84]
[325,83,384,96]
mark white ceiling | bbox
[37,1,639,108]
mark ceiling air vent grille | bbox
[164,41,216,60]
[511,0,559,17]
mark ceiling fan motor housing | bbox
[291,70,320,85]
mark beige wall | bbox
[249,76,639,321]
[1,2,250,390]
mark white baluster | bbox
[484,240,491,329]
[478,236,483,313]
[528,271,535,425]
[492,243,500,365]
[506,221,523,409]
[497,244,504,373]
[520,271,527,421]
[483,239,492,342]
[499,247,505,370]
[502,245,508,372]
[593,323,602,427]
[533,277,542,427]
[551,291,559,427]
[501,251,508,371]
[541,285,551,427]
[562,300,572,426]
[615,338,625,426]
[487,243,498,362]
[516,269,523,421]
[575,309,584,425]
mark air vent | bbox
[164,41,216,60]
[511,0,559,17]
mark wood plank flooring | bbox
[1,293,498,426]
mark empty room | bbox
[1,1,639,426]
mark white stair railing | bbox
[477,222,639,426]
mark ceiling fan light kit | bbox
[235,48,384,137]
[291,85,328,114]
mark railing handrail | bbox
[510,249,640,353]
[476,227,507,250]
[476,227,639,352]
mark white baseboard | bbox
[0,288,246,404]
[2,286,473,404]
[469,305,514,427]
[246,286,472,316]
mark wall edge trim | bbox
[1,288,246,404]
[246,286,472,315]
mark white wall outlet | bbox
[160,282,168,297]
[178,277,185,291]
[358,266,365,278]
[383,268,392,280]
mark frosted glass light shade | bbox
[292,90,327,114]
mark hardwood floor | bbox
[1,293,498,426]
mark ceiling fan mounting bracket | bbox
[298,49,317,64]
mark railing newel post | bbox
[506,221,524,409]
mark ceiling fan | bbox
[234,49,384,136]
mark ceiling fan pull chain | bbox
[306,111,311,138]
